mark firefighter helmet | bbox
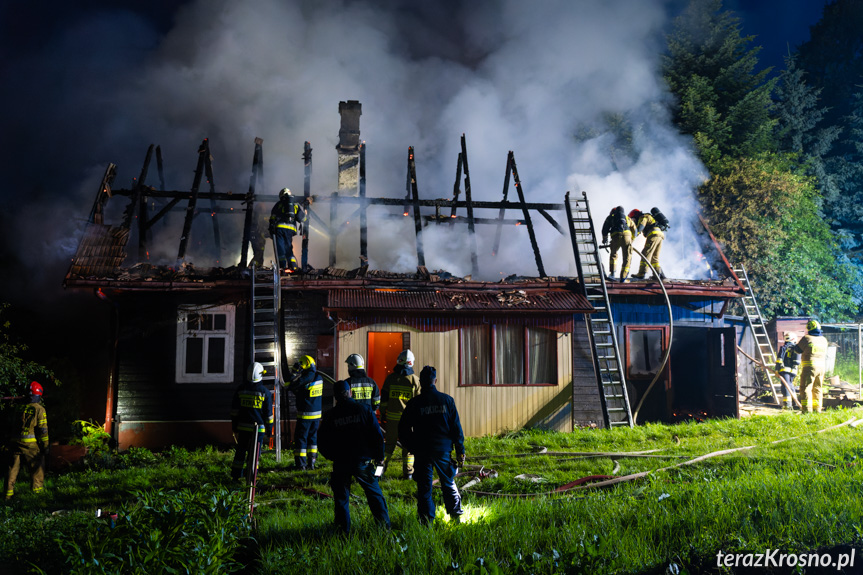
[346,353,365,370]
[783,332,795,342]
[299,355,316,370]
[397,349,415,367]
[279,187,291,199]
[30,381,43,396]
[628,209,642,220]
[610,206,624,216]
[806,319,821,332]
[248,362,266,383]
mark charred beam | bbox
[136,145,155,260]
[359,142,368,264]
[240,137,264,269]
[203,143,222,259]
[460,134,479,276]
[449,152,462,227]
[177,139,208,261]
[492,152,512,257]
[510,151,545,277]
[408,146,425,267]
[301,141,312,270]
[90,164,117,225]
[329,191,338,267]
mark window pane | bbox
[461,326,490,385]
[629,330,662,377]
[187,314,200,331]
[527,327,555,384]
[208,337,226,374]
[213,314,227,331]
[494,325,524,385]
[185,338,203,374]
[201,314,213,331]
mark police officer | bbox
[318,380,390,534]
[3,381,49,499]
[229,363,273,482]
[380,349,421,479]
[268,188,307,272]
[287,355,323,470]
[792,320,829,413]
[399,366,465,524]
[601,206,637,282]
[774,332,801,409]
[342,354,381,415]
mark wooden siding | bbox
[337,321,579,437]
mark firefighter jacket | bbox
[10,399,49,452]
[230,381,274,435]
[775,342,801,375]
[343,369,381,412]
[269,198,306,234]
[318,395,385,463]
[398,383,464,457]
[288,367,323,420]
[380,365,420,423]
[636,213,664,237]
[792,331,829,369]
[601,213,636,242]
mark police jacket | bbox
[318,396,385,463]
[636,213,664,237]
[793,330,829,369]
[230,381,274,435]
[380,365,420,422]
[775,343,801,375]
[288,367,323,420]
[344,369,381,412]
[11,398,49,451]
[398,384,465,457]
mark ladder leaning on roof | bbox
[250,261,284,461]
[565,191,633,428]
[732,265,784,406]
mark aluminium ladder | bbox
[565,191,633,427]
[250,261,284,461]
[732,265,782,406]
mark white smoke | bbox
[5,0,714,294]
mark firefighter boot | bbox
[656,267,667,280]
[294,456,307,470]
[309,455,317,470]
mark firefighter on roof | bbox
[287,355,323,470]
[230,363,273,482]
[380,349,421,479]
[792,320,829,413]
[268,188,307,272]
[774,332,801,410]
[630,207,670,280]
[341,354,381,415]
[601,206,637,282]
[4,381,49,499]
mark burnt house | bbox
[63,101,747,451]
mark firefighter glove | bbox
[457,453,466,467]
[601,236,608,245]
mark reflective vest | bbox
[775,342,801,375]
[380,367,420,422]
[289,369,324,420]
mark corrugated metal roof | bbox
[326,288,592,313]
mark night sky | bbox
[0,0,832,367]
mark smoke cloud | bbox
[2,0,713,306]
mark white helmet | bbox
[346,353,365,370]
[248,362,265,383]
[279,187,291,199]
[397,349,415,367]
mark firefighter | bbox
[287,355,323,470]
[600,206,637,282]
[341,354,381,415]
[399,366,466,524]
[792,320,829,413]
[380,349,421,479]
[268,188,307,272]
[3,381,49,500]
[774,332,801,409]
[318,379,390,534]
[630,207,669,280]
[229,362,273,482]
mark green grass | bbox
[4,409,863,574]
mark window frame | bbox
[624,325,669,381]
[459,323,558,387]
[175,304,236,383]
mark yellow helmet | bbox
[806,319,821,332]
[299,355,315,370]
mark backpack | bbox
[608,208,628,234]
[650,207,670,231]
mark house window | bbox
[626,326,665,379]
[460,324,557,386]
[176,304,235,383]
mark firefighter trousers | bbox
[798,366,825,413]
[4,444,45,498]
[638,232,664,275]
[608,232,633,279]
[383,418,414,478]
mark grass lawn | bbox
[3,408,863,574]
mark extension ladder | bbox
[565,191,633,427]
[732,265,781,406]
[250,261,283,460]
